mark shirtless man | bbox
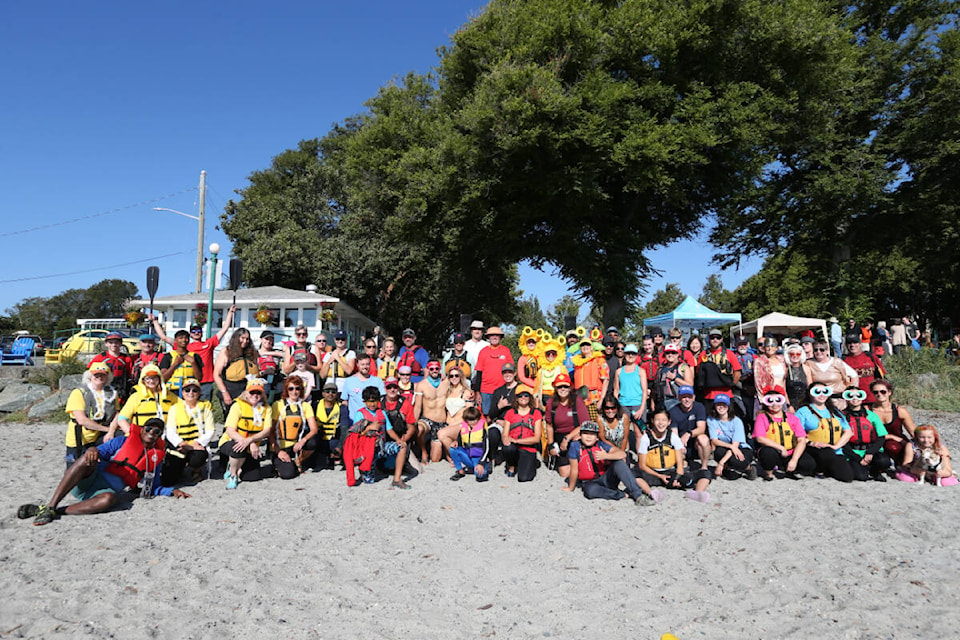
[415,360,448,463]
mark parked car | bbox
[1,332,45,357]
[44,329,141,364]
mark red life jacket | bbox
[577,443,607,481]
[104,424,166,489]
[397,347,423,377]
[506,409,539,453]
[847,413,876,448]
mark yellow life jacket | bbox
[538,364,564,396]
[218,400,270,446]
[806,415,843,446]
[167,351,198,391]
[766,419,797,452]
[275,401,307,449]
[170,401,210,443]
[125,390,177,427]
[645,434,678,472]
[315,402,341,440]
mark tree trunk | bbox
[601,296,626,334]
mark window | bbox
[173,309,187,327]
[283,308,298,328]
[210,308,224,328]
[247,309,259,326]
[301,308,317,327]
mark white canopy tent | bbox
[731,312,829,343]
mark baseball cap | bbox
[453,333,465,344]
[323,381,338,391]
[384,376,399,388]
[713,393,731,405]
[677,385,695,397]
[501,362,515,373]
[260,330,275,340]
[650,327,664,336]
[579,421,601,434]
[105,332,123,341]
[138,333,157,342]
[190,324,203,332]
[402,328,416,337]
[736,336,749,345]
[708,328,723,337]
[800,336,815,344]
[397,365,412,375]
[553,372,572,387]
[605,326,619,334]
[514,384,533,396]
[664,343,680,353]
[623,343,639,354]
[181,377,201,390]
[334,329,348,340]
[602,338,617,347]
[485,326,504,336]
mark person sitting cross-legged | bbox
[563,421,658,505]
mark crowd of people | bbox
[17,314,956,526]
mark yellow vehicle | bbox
[45,329,142,364]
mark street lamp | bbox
[152,170,206,293]
[206,243,220,339]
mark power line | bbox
[0,187,198,238]
[0,251,192,284]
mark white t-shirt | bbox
[322,350,356,391]
[463,339,489,369]
[637,431,685,456]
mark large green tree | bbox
[6,279,139,336]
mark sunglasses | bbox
[814,347,829,352]
[555,385,570,390]
[287,386,302,392]
[809,387,832,397]
[183,387,200,394]
[603,406,618,411]
[248,390,263,396]
[335,338,346,342]
[448,373,461,378]
[190,329,202,333]
[761,394,786,406]
[427,367,441,371]
[143,425,164,435]
[871,388,889,396]
[516,393,532,399]
[842,390,867,401]
[322,389,337,394]
[365,345,377,349]
[296,332,308,336]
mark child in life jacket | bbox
[896,424,958,486]
[563,421,658,505]
[288,350,315,398]
[343,386,411,489]
[637,409,711,503]
[841,386,891,482]
[17,418,190,526]
[449,406,491,482]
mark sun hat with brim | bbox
[485,326,504,336]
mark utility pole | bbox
[196,170,206,294]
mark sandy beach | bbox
[2,409,960,640]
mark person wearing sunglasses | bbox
[270,377,319,479]
[314,381,343,466]
[415,359,450,465]
[783,344,812,410]
[149,305,236,402]
[794,382,854,482]
[803,339,858,404]
[162,378,215,484]
[218,378,273,490]
[597,396,630,453]
[841,386,891,481]
[753,385,815,481]
[498,384,543,481]
[869,379,916,465]
[842,339,886,405]
[18,418,190,526]
[256,331,286,404]
[697,329,742,410]
[613,343,648,432]
[318,329,355,393]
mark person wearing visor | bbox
[841,385,891,481]
[18,417,189,526]
[498,384,543,481]
[707,393,756,480]
[794,382,854,482]
[162,378,215,484]
[218,378,273,490]
[613,342,648,430]
[563,420,657,505]
[64,361,121,466]
[753,386,815,481]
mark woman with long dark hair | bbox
[214,328,259,409]
[794,382,853,482]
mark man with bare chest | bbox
[415,360,447,464]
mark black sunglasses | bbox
[143,425,164,435]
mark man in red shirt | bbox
[151,305,236,401]
[473,326,515,418]
[697,328,742,408]
[843,337,885,404]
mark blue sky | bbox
[0,1,761,324]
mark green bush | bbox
[27,356,89,390]
[884,349,960,412]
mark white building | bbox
[132,285,375,348]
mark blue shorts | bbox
[71,467,124,501]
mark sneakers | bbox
[17,504,39,519]
[635,494,655,507]
[33,505,58,526]
[223,470,232,480]
[361,471,376,484]
[225,475,239,490]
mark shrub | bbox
[27,356,89,390]
[883,349,960,412]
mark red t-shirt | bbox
[475,345,515,394]
[843,352,882,404]
[187,335,220,383]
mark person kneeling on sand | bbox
[343,386,411,489]
[449,406,491,482]
[896,425,958,486]
[637,409,711,503]
[563,421,657,505]
[218,378,273,490]
[18,418,190,526]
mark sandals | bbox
[33,505,57,526]
[450,472,465,481]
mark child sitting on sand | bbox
[343,386,411,489]
[449,406,491,481]
[637,409,711,503]
[563,420,658,505]
[896,424,958,486]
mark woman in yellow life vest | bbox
[162,378,215,484]
[794,382,854,482]
[270,376,319,479]
[219,378,273,490]
[752,386,816,481]
[118,364,178,435]
[213,328,259,409]
[64,361,120,466]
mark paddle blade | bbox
[229,259,243,291]
[146,266,160,299]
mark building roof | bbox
[132,285,339,307]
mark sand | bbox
[2,409,960,640]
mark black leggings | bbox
[713,446,754,473]
[501,444,537,482]
[273,438,319,480]
[160,446,209,484]
[218,441,269,481]
[846,449,891,481]
[757,446,816,475]
[807,447,854,482]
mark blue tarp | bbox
[642,296,742,329]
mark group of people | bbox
[17,317,955,527]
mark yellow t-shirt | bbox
[64,388,118,447]
[218,401,273,446]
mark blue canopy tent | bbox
[642,296,742,332]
